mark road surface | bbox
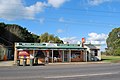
[0,63,120,80]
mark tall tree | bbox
[106,27,120,56]
[39,32,63,43]
[39,32,49,42]
[0,22,39,46]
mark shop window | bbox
[49,51,60,58]
[71,51,81,58]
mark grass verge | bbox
[102,55,120,63]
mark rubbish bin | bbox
[17,60,20,66]
[23,59,27,66]
[30,59,34,66]
[94,57,97,61]
[35,58,38,65]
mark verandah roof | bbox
[15,43,86,50]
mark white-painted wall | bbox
[84,44,101,61]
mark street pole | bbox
[52,50,53,63]
[85,50,87,62]
[14,43,17,65]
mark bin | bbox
[35,58,38,64]
[17,60,20,66]
[23,59,27,66]
[94,57,97,61]
[30,59,34,66]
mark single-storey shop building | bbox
[14,43,101,65]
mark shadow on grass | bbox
[101,59,112,61]
[101,59,120,63]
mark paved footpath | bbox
[0,61,107,67]
[0,61,14,66]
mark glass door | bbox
[64,51,68,62]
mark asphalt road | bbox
[0,63,120,80]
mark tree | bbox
[48,34,55,41]
[39,32,49,42]
[54,36,63,43]
[106,27,120,56]
[39,32,63,43]
[0,22,63,46]
[32,33,40,43]
[0,22,39,46]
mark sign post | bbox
[82,38,85,47]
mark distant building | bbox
[0,44,13,60]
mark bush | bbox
[114,48,120,56]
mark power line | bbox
[0,3,120,19]
[29,17,120,26]
[1,12,120,26]
[0,13,118,26]
[0,5,120,26]
[0,5,120,14]
[46,19,120,26]
[0,37,13,45]
[44,11,120,18]
[49,7,120,14]
[1,10,120,19]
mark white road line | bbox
[45,72,120,79]
[0,72,119,79]
[0,76,44,80]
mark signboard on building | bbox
[18,51,30,59]
[82,38,85,43]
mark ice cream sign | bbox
[18,51,30,59]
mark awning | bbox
[90,48,100,50]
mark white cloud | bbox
[0,0,47,20]
[39,18,45,24]
[57,29,64,33]
[48,0,69,8]
[0,0,69,20]
[60,37,79,44]
[88,0,111,6]
[59,17,65,22]
[87,32,108,44]
[25,2,47,19]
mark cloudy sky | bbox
[0,0,120,50]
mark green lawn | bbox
[102,55,120,63]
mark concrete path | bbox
[0,61,14,66]
[0,61,107,67]
[47,61,107,66]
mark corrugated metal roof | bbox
[15,43,86,50]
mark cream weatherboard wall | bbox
[84,44,101,61]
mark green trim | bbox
[16,46,86,50]
[16,43,86,50]
[84,44,100,46]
